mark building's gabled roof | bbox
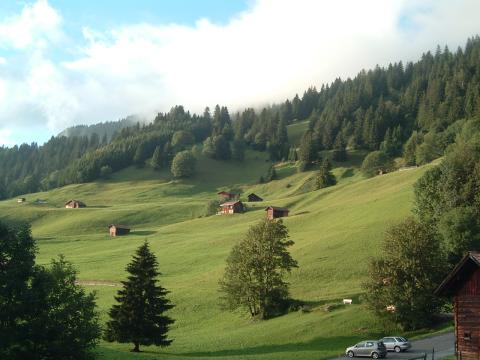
[108,224,130,229]
[65,199,86,205]
[220,201,242,207]
[248,193,263,199]
[435,252,480,296]
[265,206,289,212]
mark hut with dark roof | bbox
[65,200,86,208]
[436,252,480,360]
[265,206,289,220]
[217,191,239,201]
[219,201,244,215]
[247,193,263,202]
[108,224,131,236]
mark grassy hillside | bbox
[0,149,438,359]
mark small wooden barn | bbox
[219,201,244,215]
[436,252,480,360]
[109,224,131,237]
[218,191,239,201]
[247,193,263,202]
[265,206,289,220]
[65,200,86,208]
[17,198,26,203]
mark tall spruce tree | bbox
[106,242,174,353]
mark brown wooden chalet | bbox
[265,206,289,220]
[219,201,244,215]
[247,193,263,202]
[217,191,239,201]
[109,224,131,236]
[436,252,480,360]
[17,198,26,203]
[65,199,86,208]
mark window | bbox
[366,342,374,347]
[464,332,471,341]
[384,338,394,343]
[356,343,366,348]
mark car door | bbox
[382,337,394,351]
[365,341,375,356]
[355,342,366,356]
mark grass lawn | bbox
[0,149,447,359]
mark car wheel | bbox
[394,346,401,353]
[348,351,354,358]
[371,352,379,359]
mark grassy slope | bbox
[0,147,437,359]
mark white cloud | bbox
[0,128,14,146]
[1,0,480,135]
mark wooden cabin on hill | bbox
[219,201,244,215]
[218,191,239,201]
[65,199,86,208]
[109,224,130,236]
[247,193,263,202]
[436,252,480,360]
[17,198,26,203]
[265,206,289,220]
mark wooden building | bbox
[17,198,26,203]
[218,191,239,201]
[109,224,131,236]
[436,252,480,360]
[65,199,86,208]
[219,201,244,215]
[265,206,289,220]
[247,193,263,202]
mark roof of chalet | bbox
[265,206,289,212]
[108,224,130,229]
[220,201,242,207]
[435,252,480,296]
[65,199,86,205]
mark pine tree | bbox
[105,242,174,352]
[151,146,163,170]
[315,159,336,189]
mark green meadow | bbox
[0,144,442,359]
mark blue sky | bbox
[0,0,479,146]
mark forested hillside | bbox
[1,36,480,199]
[58,115,140,141]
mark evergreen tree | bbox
[265,165,278,182]
[332,135,347,162]
[151,146,163,170]
[106,242,174,352]
[231,139,246,161]
[315,159,336,189]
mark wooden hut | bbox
[436,252,480,360]
[65,199,86,208]
[217,191,239,201]
[109,224,130,236]
[219,201,244,215]
[247,193,263,202]
[265,206,289,220]
[17,198,26,203]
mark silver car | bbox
[379,337,411,352]
[345,340,387,358]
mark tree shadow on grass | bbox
[341,168,355,178]
[179,335,362,358]
[131,230,157,236]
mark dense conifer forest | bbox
[1,36,480,199]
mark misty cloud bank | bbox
[0,0,480,144]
